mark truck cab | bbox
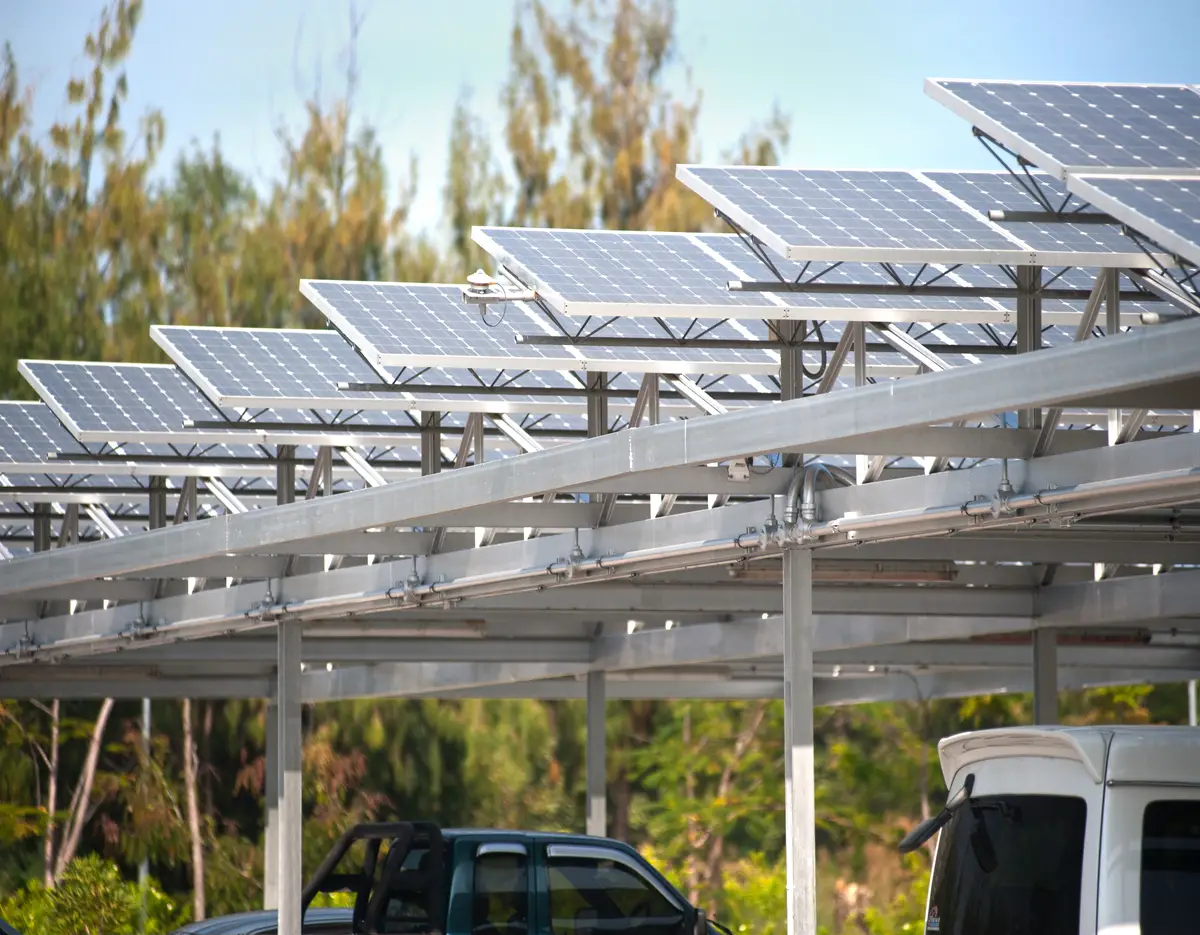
[908,726,1200,935]
[302,822,711,935]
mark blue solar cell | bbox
[0,402,87,465]
[929,80,1200,174]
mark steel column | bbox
[1190,680,1197,727]
[1017,265,1043,430]
[421,416,442,476]
[263,697,279,909]
[1033,628,1058,725]
[782,548,816,935]
[33,504,51,554]
[852,323,869,485]
[276,626,302,935]
[1106,269,1123,445]
[585,670,607,837]
[276,447,296,506]
[149,478,168,531]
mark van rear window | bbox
[1141,799,1200,935]
[925,794,1086,935]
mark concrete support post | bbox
[1033,628,1058,725]
[277,625,302,935]
[585,670,607,837]
[263,697,280,910]
[783,547,817,935]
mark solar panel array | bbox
[926,79,1200,272]
[4,73,1196,557]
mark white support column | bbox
[852,322,870,486]
[1189,680,1197,727]
[1033,628,1058,725]
[585,670,607,837]
[277,625,302,935]
[782,548,817,935]
[263,696,279,910]
[1106,269,1123,446]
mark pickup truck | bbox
[899,725,1200,935]
[175,823,716,935]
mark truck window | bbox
[472,851,529,935]
[1141,799,1200,935]
[547,854,684,935]
[925,794,1086,935]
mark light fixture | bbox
[665,619,675,630]
[325,662,333,672]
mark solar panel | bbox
[0,402,89,470]
[301,280,777,375]
[472,227,810,320]
[676,165,1151,267]
[1068,174,1200,268]
[475,226,1067,324]
[17,360,427,450]
[925,79,1200,177]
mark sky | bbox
[5,0,1200,243]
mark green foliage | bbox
[0,855,187,935]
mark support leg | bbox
[277,626,302,935]
[783,548,817,935]
[1033,628,1058,725]
[585,670,607,837]
[263,697,279,910]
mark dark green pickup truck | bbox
[175,822,718,935]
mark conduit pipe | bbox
[5,465,1200,663]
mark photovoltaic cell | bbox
[1068,174,1200,268]
[301,279,777,375]
[926,79,1200,175]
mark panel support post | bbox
[420,414,442,477]
[585,669,607,837]
[1016,265,1043,430]
[276,625,302,935]
[33,503,51,554]
[587,373,609,508]
[852,323,870,485]
[1033,628,1058,725]
[263,695,279,910]
[1189,680,1197,728]
[1105,269,1122,445]
[782,547,817,935]
[148,477,168,531]
[276,446,296,506]
[776,320,806,468]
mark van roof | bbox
[938,725,1200,787]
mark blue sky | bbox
[6,0,1200,243]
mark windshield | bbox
[925,794,1086,935]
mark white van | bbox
[900,726,1200,935]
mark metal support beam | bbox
[175,477,199,522]
[263,696,279,910]
[276,447,296,506]
[1017,265,1043,430]
[852,323,870,486]
[1035,273,1105,456]
[1106,269,1123,446]
[148,478,168,530]
[33,504,51,554]
[276,625,302,935]
[782,548,816,935]
[1033,628,1058,725]
[585,670,606,836]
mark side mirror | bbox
[694,909,707,935]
